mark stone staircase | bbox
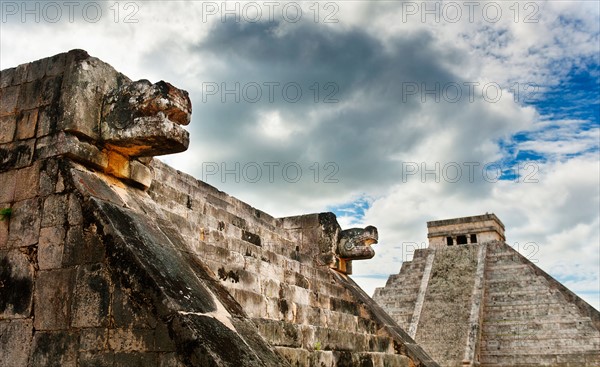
[146,161,437,367]
[412,245,481,367]
[480,242,600,366]
[375,245,485,366]
[373,249,431,331]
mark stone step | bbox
[275,347,412,367]
[485,291,568,306]
[395,270,426,281]
[256,319,396,353]
[377,291,419,302]
[485,267,534,279]
[483,307,581,320]
[385,310,415,323]
[484,276,547,289]
[398,266,426,277]
[482,321,599,336]
[236,293,383,335]
[479,337,600,353]
[483,300,580,312]
[485,287,566,298]
[481,331,600,344]
[374,284,421,294]
[480,351,600,366]
[485,263,530,271]
[377,302,417,313]
[400,260,427,269]
[486,251,524,260]
[381,300,418,310]
[485,284,554,295]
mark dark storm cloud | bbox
[182,19,483,193]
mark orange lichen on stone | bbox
[104,149,129,180]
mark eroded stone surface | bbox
[336,225,378,275]
[0,319,33,366]
[101,80,191,157]
[0,250,35,318]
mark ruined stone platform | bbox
[0,50,439,366]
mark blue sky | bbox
[1,0,598,309]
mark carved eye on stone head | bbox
[364,238,377,246]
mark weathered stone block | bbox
[34,269,74,330]
[109,328,155,352]
[275,346,310,366]
[0,170,16,203]
[39,75,63,107]
[70,166,126,207]
[0,220,8,249]
[79,328,109,351]
[0,319,33,366]
[41,194,68,227]
[105,150,130,180]
[26,57,48,82]
[256,319,302,347]
[154,321,176,352]
[13,161,40,201]
[16,109,38,140]
[62,225,106,266]
[311,350,335,367]
[34,132,108,170]
[0,250,35,318]
[71,263,110,328]
[130,159,153,189]
[38,226,66,270]
[38,158,59,196]
[0,67,15,88]
[78,351,115,367]
[65,136,109,170]
[18,79,43,110]
[35,133,61,160]
[45,52,67,77]
[30,331,77,367]
[382,353,411,367]
[14,63,29,83]
[36,106,56,137]
[0,85,19,116]
[8,197,42,246]
[0,115,16,143]
[114,352,158,367]
[111,286,157,329]
[158,352,186,367]
[59,52,124,140]
[0,139,35,171]
[67,193,83,225]
[281,212,340,267]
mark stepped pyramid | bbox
[373,214,600,366]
